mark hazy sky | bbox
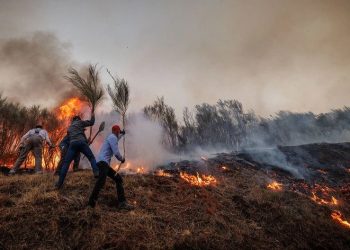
[1,0,350,117]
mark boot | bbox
[117,201,135,211]
[8,169,16,175]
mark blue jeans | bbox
[57,141,98,187]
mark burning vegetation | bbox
[267,181,283,191]
[1,144,350,249]
[180,172,217,187]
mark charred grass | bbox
[0,167,349,250]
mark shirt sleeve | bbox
[108,135,123,161]
[20,130,31,144]
[81,115,95,127]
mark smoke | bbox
[0,32,76,107]
[243,147,305,179]
[87,111,176,172]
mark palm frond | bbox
[106,69,130,116]
[65,64,104,111]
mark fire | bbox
[56,97,84,120]
[136,167,145,174]
[180,172,217,187]
[311,192,338,206]
[221,166,228,170]
[267,181,283,191]
[155,169,172,177]
[331,211,350,229]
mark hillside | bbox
[1,143,350,249]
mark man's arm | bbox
[81,114,95,127]
[42,130,53,146]
[108,135,123,162]
[19,130,31,145]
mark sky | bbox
[1,0,350,118]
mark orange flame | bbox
[155,169,173,177]
[57,97,84,120]
[180,172,217,187]
[267,181,283,191]
[331,211,350,229]
[311,192,338,206]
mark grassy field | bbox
[0,167,349,250]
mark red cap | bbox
[112,125,121,134]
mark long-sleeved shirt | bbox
[97,133,123,165]
[67,115,95,143]
[20,128,52,145]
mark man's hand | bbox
[121,157,125,163]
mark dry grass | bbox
[0,167,349,250]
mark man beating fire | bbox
[88,124,134,210]
[9,125,54,174]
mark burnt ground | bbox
[0,142,350,249]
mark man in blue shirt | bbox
[88,125,134,210]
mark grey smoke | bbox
[0,32,76,107]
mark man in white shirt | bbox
[9,125,54,174]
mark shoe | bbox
[54,182,62,190]
[8,169,16,175]
[54,171,59,176]
[117,201,135,211]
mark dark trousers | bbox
[89,161,126,205]
[57,141,98,187]
[55,146,80,174]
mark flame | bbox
[311,192,338,206]
[180,172,217,187]
[267,181,283,191]
[155,169,172,177]
[56,97,84,120]
[221,166,228,170]
[331,211,350,229]
[136,167,145,174]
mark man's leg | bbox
[88,162,108,207]
[72,153,81,171]
[55,147,67,175]
[33,143,43,173]
[56,144,77,188]
[79,142,99,176]
[11,144,31,173]
[106,167,126,203]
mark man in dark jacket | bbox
[88,125,134,210]
[54,134,80,175]
[55,114,99,189]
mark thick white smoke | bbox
[85,111,176,173]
